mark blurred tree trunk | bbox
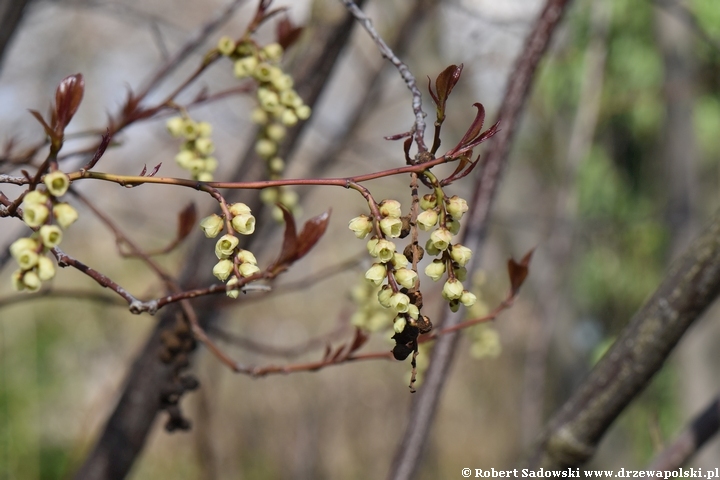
[0,0,33,74]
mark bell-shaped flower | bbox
[215,234,239,259]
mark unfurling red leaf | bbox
[276,16,303,50]
[139,165,147,176]
[28,110,56,141]
[55,73,84,132]
[507,249,534,297]
[177,203,197,242]
[435,64,463,107]
[270,205,331,275]
[149,163,162,177]
[458,103,486,148]
[430,64,463,123]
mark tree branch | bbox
[524,209,720,468]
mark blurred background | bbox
[2,0,720,478]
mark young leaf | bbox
[177,203,197,242]
[54,73,84,133]
[277,16,303,50]
[507,249,534,297]
[270,205,331,274]
[434,64,463,113]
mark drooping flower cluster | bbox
[11,171,78,292]
[166,116,217,182]
[348,199,424,335]
[216,35,310,220]
[199,202,260,298]
[420,193,477,312]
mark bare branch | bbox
[339,0,428,153]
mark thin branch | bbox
[646,394,720,471]
[388,1,574,479]
[339,0,428,153]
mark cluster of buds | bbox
[349,200,425,336]
[166,116,217,181]
[420,193,477,312]
[11,171,78,292]
[199,202,260,298]
[216,35,310,218]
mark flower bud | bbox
[166,116,185,137]
[239,262,261,277]
[253,62,276,82]
[39,225,63,248]
[280,109,298,126]
[195,137,215,155]
[197,172,214,182]
[372,239,396,263]
[348,215,373,239]
[380,217,402,238]
[394,268,418,289]
[424,260,446,281]
[420,194,437,211]
[424,238,440,256]
[268,157,285,174]
[236,249,257,265]
[406,303,419,320]
[271,74,294,91]
[416,210,438,231]
[24,190,48,206]
[180,119,199,139]
[231,213,256,235]
[11,270,24,291]
[279,189,298,208]
[377,285,393,308]
[16,249,39,270]
[44,171,70,197]
[226,276,240,299]
[200,214,224,238]
[261,42,283,61]
[429,228,452,251]
[212,259,234,281]
[217,36,236,56]
[228,203,251,216]
[215,234,239,259]
[446,195,469,219]
[23,271,42,292]
[24,203,49,228]
[175,150,196,169]
[454,266,468,282]
[255,138,277,158]
[295,105,311,120]
[447,219,461,235]
[389,292,411,313]
[234,56,259,78]
[197,122,212,138]
[53,203,78,229]
[364,263,387,286]
[393,316,407,334]
[450,244,473,267]
[280,90,302,108]
[460,291,477,307]
[37,256,56,280]
[251,107,269,125]
[379,199,402,218]
[442,278,464,300]
[366,237,379,256]
[258,89,280,112]
[391,252,409,269]
[10,238,38,259]
[260,188,278,204]
[266,123,286,142]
